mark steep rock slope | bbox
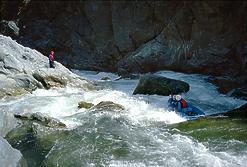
[0,35,94,97]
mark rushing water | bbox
[0,70,246,167]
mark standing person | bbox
[49,50,55,68]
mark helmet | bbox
[51,51,54,54]
[175,95,182,101]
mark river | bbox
[0,70,246,167]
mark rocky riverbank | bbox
[0,35,95,98]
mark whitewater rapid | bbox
[0,70,246,167]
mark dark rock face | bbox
[133,74,190,96]
[0,20,19,38]
[1,1,246,94]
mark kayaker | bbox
[175,95,193,115]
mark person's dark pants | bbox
[49,61,55,68]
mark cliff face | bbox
[1,1,246,92]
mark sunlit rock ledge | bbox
[0,35,95,98]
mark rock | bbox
[133,74,190,96]
[172,116,247,143]
[14,112,66,128]
[229,86,247,101]
[117,1,245,81]
[5,121,64,167]
[207,76,243,94]
[0,111,18,137]
[100,77,111,81]
[5,116,130,167]
[0,35,95,97]
[78,101,94,109]
[91,101,125,112]
[223,103,247,119]
[0,136,23,167]
[0,20,19,38]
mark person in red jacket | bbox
[175,95,193,115]
[49,50,55,68]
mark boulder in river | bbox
[100,77,111,81]
[91,101,125,112]
[78,101,94,109]
[133,74,190,96]
[14,112,66,128]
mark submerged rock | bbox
[172,116,247,143]
[5,116,130,167]
[229,86,247,101]
[91,101,125,112]
[78,101,94,109]
[14,112,66,128]
[5,122,65,167]
[223,103,247,119]
[101,77,111,81]
[133,74,190,96]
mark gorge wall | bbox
[1,0,246,93]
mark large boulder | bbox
[90,101,125,112]
[133,74,190,96]
[0,35,95,98]
[5,122,65,167]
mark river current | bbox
[0,70,246,167]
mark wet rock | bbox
[223,103,247,119]
[78,101,94,109]
[101,77,111,81]
[0,136,23,167]
[133,74,190,96]
[172,116,247,143]
[229,86,247,101]
[0,110,18,137]
[91,101,125,112]
[5,122,64,167]
[14,112,66,128]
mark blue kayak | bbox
[168,102,205,118]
